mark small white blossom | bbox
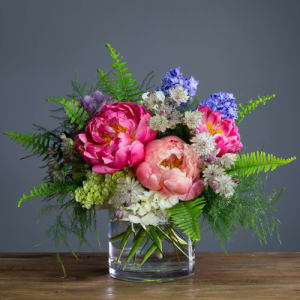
[148,115,169,132]
[202,164,226,185]
[217,153,238,169]
[164,108,182,129]
[183,111,203,130]
[117,188,179,227]
[213,174,237,198]
[169,85,189,106]
[191,132,217,158]
[142,91,165,112]
[109,176,145,208]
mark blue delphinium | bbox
[199,92,238,120]
[160,66,199,98]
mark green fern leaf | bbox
[228,151,296,177]
[105,43,143,102]
[46,97,88,129]
[4,131,50,158]
[96,68,116,95]
[236,94,276,123]
[18,182,77,207]
[168,197,206,242]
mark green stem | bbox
[116,225,132,262]
[138,244,157,266]
[124,227,149,267]
[110,231,127,243]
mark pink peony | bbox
[136,136,204,201]
[75,102,157,173]
[198,106,242,156]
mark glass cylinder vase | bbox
[108,213,195,282]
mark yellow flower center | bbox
[206,122,223,136]
[101,121,134,145]
[160,154,183,169]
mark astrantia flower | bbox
[191,132,217,158]
[160,66,199,98]
[183,111,203,130]
[81,90,113,116]
[199,92,238,121]
[213,174,237,198]
[109,176,145,208]
[148,114,169,132]
[202,164,225,185]
[217,153,238,169]
[169,85,189,106]
[197,106,242,156]
[142,91,165,113]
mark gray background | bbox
[0,0,299,253]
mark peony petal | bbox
[92,164,120,174]
[179,178,204,201]
[129,141,145,166]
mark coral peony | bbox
[75,102,157,173]
[197,106,242,156]
[136,136,203,201]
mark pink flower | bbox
[198,106,242,156]
[75,102,157,173]
[136,136,204,201]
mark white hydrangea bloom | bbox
[217,153,238,169]
[183,111,203,129]
[148,114,169,132]
[191,132,217,158]
[169,85,189,106]
[142,91,165,112]
[202,164,226,185]
[114,186,179,227]
[213,174,237,198]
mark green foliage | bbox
[168,197,206,242]
[236,94,276,123]
[46,97,88,129]
[101,43,143,102]
[4,131,50,158]
[228,151,296,177]
[18,182,78,207]
[201,174,283,249]
[96,68,116,95]
[38,199,100,277]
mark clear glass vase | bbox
[108,213,195,282]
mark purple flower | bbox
[199,92,238,121]
[81,90,113,116]
[160,66,199,98]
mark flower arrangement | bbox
[4,44,296,279]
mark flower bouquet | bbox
[5,44,296,282]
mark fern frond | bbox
[46,97,88,129]
[18,182,77,207]
[96,68,116,95]
[228,151,296,177]
[105,43,143,102]
[4,131,50,158]
[236,94,276,123]
[168,197,206,242]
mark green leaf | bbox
[46,97,88,129]
[4,131,50,158]
[104,43,143,102]
[168,197,206,242]
[228,151,296,177]
[18,182,77,207]
[236,94,276,123]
